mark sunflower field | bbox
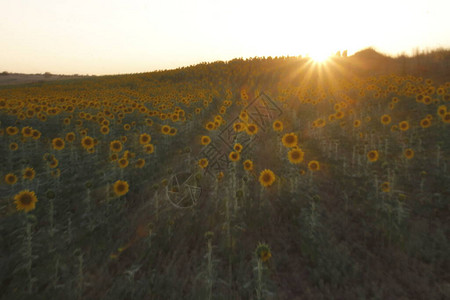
[0,52,449,299]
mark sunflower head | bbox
[23,167,36,180]
[272,120,283,132]
[13,190,38,212]
[307,160,320,171]
[288,148,305,164]
[52,138,65,151]
[5,173,18,185]
[404,148,414,159]
[200,135,211,146]
[198,158,208,169]
[259,169,275,187]
[367,150,379,162]
[229,151,240,162]
[282,133,298,148]
[255,242,272,262]
[243,159,253,171]
[113,180,129,197]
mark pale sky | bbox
[1,0,449,75]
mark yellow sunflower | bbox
[198,158,208,169]
[282,133,298,148]
[381,114,391,125]
[399,121,409,131]
[23,167,36,180]
[81,136,95,150]
[135,158,146,168]
[161,125,171,134]
[381,182,390,193]
[259,169,276,187]
[404,148,414,159]
[9,142,18,151]
[367,150,379,162]
[139,133,151,145]
[52,138,65,151]
[243,159,253,171]
[144,144,154,154]
[288,148,305,164]
[246,123,258,135]
[200,135,211,146]
[5,173,18,185]
[110,140,122,152]
[272,120,283,132]
[229,151,240,162]
[13,190,38,212]
[307,160,320,171]
[420,118,431,128]
[113,180,129,197]
[234,143,243,152]
[65,132,76,142]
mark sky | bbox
[1,0,449,75]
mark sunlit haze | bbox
[1,0,449,75]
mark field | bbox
[0,50,449,299]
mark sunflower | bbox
[169,128,177,136]
[233,122,245,132]
[52,138,65,151]
[200,135,211,145]
[399,121,409,131]
[123,124,131,131]
[198,158,208,169]
[205,122,215,131]
[404,148,414,159]
[243,159,253,171]
[5,173,18,185]
[6,126,19,136]
[239,110,249,122]
[255,242,272,262]
[246,123,258,135]
[110,153,119,161]
[139,133,151,145]
[259,169,276,187]
[21,126,33,137]
[100,126,110,135]
[65,132,76,142]
[288,148,304,164]
[437,105,447,117]
[353,120,361,128]
[110,140,122,152]
[144,144,154,154]
[282,133,298,148]
[234,143,243,152]
[307,160,320,171]
[9,142,18,151]
[30,129,40,140]
[420,118,431,128]
[367,150,379,162]
[113,180,129,197]
[443,112,450,123]
[13,190,38,212]
[49,158,59,168]
[229,151,240,162]
[381,114,391,125]
[161,125,171,134]
[381,182,390,193]
[272,120,283,132]
[81,136,95,150]
[135,158,145,168]
[118,158,129,168]
[23,167,36,180]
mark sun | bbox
[309,51,331,63]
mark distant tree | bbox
[1,71,9,76]
[342,50,347,58]
[44,72,52,78]
[335,51,341,57]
